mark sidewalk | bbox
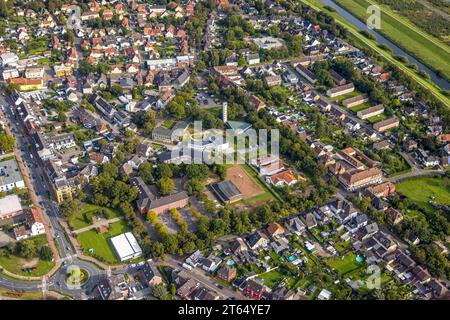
[0,268,42,281]
[72,217,123,235]
[59,220,126,271]
[13,148,60,262]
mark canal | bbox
[319,0,450,90]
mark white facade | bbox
[110,232,143,261]
[0,52,19,67]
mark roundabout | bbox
[64,267,90,287]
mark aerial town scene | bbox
[0,0,448,303]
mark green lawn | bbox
[396,177,450,212]
[325,252,365,276]
[162,119,175,129]
[329,90,361,102]
[257,270,287,289]
[68,203,121,230]
[76,220,130,265]
[367,114,388,123]
[335,0,450,81]
[0,235,55,277]
[349,104,370,112]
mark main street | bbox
[0,94,107,299]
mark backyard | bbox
[325,252,365,276]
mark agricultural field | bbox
[76,220,131,265]
[426,0,450,15]
[335,0,450,81]
[374,0,450,44]
[396,177,450,211]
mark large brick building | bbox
[338,167,383,191]
[132,178,189,215]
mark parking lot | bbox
[195,92,219,108]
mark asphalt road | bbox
[0,94,107,299]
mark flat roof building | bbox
[110,232,143,262]
[209,180,242,203]
[0,159,25,192]
[0,194,23,221]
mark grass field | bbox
[0,235,55,277]
[367,113,388,123]
[349,104,370,112]
[76,220,130,265]
[329,90,362,102]
[335,0,450,81]
[257,269,288,289]
[67,203,121,230]
[396,177,450,211]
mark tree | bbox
[59,199,79,218]
[185,164,209,181]
[78,61,95,77]
[39,246,53,261]
[186,178,203,196]
[0,131,15,153]
[65,29,75,45]
[15,240,36,259]
[156,163,173,179]
[58,112,67,123]
[5,83,19,95]
[152,283,169,300]
[157,177,174,195]
[102,163,119,179]
[139,162,154,184]
[143,109,157,133]
[0,0,11,18]
[212,164,227,179]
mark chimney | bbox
[222,102,228,123]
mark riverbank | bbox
[299,0,450,108]
[335,0,450,83]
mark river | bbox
[319,0,450,90]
